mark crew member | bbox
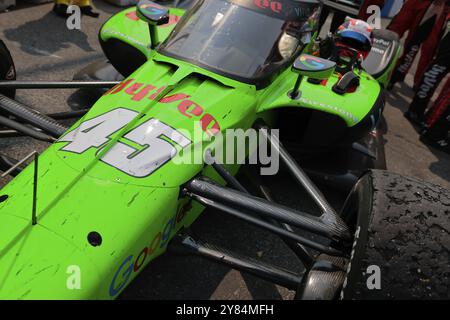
[53,0,99,18]
[388,0,447,86]
[413,4,450,87]
[319,0,386,33]
[358,0,386,21]
[420,78,450,153]
[405,11,449,124]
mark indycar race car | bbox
[0,0,449,300]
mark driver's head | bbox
[336,17,373,59]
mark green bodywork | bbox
[0,6,386,299]
[373,50,400,89]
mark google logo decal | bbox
[109,206,188,297]
[299,55,325,70]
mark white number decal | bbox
[59,109,192,177]
[101,118,191,177]
[60,108,137,153]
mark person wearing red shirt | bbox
[389,0,447,86]
[420,77,450,153]
[319,0,386,33]
[358,0,386,21]
[405,11,449,125]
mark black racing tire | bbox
[0,39,16,99]
[340,170,450,299]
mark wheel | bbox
[340,170,450,299]
[0,39,16,99]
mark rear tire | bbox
[341,170,450,299]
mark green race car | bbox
[0,0,448,300]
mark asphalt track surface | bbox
[0,1,449,300]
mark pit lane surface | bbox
[0,2,449,300]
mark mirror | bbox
[289,54,336,99]
[292,54,336,79]
[136,0,170,49]
[137,0,170,25]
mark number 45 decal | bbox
[59,108,192,178]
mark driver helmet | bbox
[337,17,373,56]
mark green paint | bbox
[0,4,398,299]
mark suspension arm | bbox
[187,192,347,256]
[255,121,350,239]
[0,80,119,90]
[169,233,304,290]
[184,177,351,242]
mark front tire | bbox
[341,170,450,299]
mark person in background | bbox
[420,77,450,153]
[413,4,450,88]
[319,0,386,33]
[388,0,447,86]
[405,10,449,123]
[358,0,386,21]
[405,12,449,152]
[53,0,99,18]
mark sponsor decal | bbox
[417,64,447,99]
[104,79,221,135]
[140,3,165,15]
[300,97,359,124]
[371,47,386,55]
[397,45,419,74]
[109,206,187,297]
[299,55,325,70]
[102,28,146,48]
[253,0,282,13]
[373,38,390,48]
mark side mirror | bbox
[293,54,336,79]
[136,0,170,49]
[289,54,336,99]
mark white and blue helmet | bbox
[337,17,374,50]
